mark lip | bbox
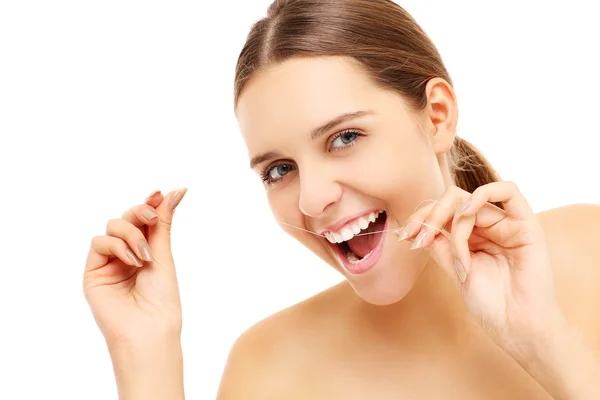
[329,214,388,275]
[320,208,383,235]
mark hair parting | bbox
[234,0,502,203]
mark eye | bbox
[261,163,295,184]
[330,129,363,151]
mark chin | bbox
[346,245,423,305]
[320,210,423,306]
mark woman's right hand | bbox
[83,188,188,350]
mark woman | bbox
[83,1,600,398]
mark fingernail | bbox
[125,248,143,267]
[145,190,161,202]
[454,258,467,283]
[137,240,153,262]
[142,208,158,221]
[397,221,420,241]
[410,230,428,250]
[168,188,188,210]
[458,198,471,217]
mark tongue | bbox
[346,215,385,259]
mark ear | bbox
[423,78,458,154]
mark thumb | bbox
[147,187,188,267]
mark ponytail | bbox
[450,137,504,209]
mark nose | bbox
[298,165,343,218]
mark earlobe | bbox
[425,78,458,154]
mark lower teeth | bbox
[346,249,373,264]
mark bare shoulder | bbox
[536,203,600,275]
[535,203,600,338]
[216,281,348,399]
[536,202,600,233]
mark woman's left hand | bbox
[397,181,562,355]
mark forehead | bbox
[236,57,385,150]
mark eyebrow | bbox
[249,110,374,169]
[310,110,374,140]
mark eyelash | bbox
[329,129,363,152]
[260,129,365,185]
[260,162,294,184]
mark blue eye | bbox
[261,163,295,184]
[259,130,363,186]
[330,130,361,150]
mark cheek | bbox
[266,181,309,236]
[348,141,445,220]
[270,191,338,267]
[267,188,296,224]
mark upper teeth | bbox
[324,211,383,244]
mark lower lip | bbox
[330,217,388,275]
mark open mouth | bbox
[324,211,388,273]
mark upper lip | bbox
[319,209,382,234]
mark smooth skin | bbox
[84,189,187,400]
[84,57,600,399]
[86,189,600,400]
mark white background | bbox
[1,1,599,398]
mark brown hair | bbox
[234,0,501,195]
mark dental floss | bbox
[277,220,400,238]
[276,198,449,239]
[404,220,450,239]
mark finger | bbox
[423,217,499,287]
[450,198,477,283]
[105,218,154,263]
[145,187,188,270]
[459,181,533,221]
[395,200,440,241]
[408,186,469,249]
[399,185,509,249]
[450,193,514,276]
[145,189,164,208]
[86,235,144,273]
[121,204,160,228]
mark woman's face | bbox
[236,56,457,305]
